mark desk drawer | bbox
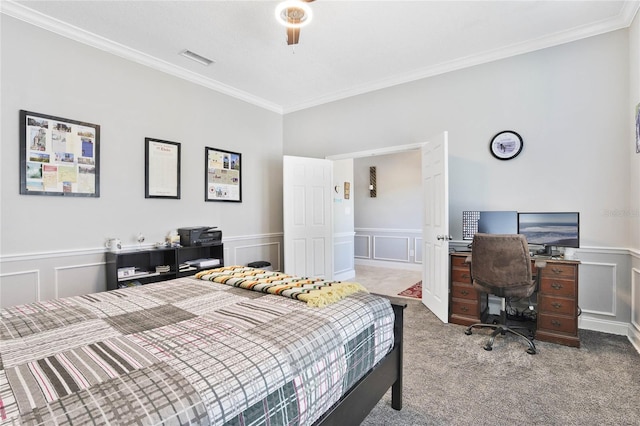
[541,264,576,280]
[540,278,576,298]
[451,255,470,268]
[451,282,477,300]
[539,296,575,316]
[537,313,577,335]
[451,268,472,284]
[451,298,478,318]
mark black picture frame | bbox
[205,146,242,202]
[145,138,181,199]
[19,110,100,197]
[490,130,523,160]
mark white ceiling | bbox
[3,1,639,113]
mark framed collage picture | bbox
[19,110,100,197]
[205,146,242,202]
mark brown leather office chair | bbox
[464,233,545,355]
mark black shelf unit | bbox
[106,243,223,290]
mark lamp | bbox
[275,0,314,46]
[275,1,313,29]
[369,166,377,197]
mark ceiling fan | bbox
[275,0,316,46]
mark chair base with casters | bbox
[463,233,546,356]
[464,297,537,355]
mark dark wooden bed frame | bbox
[314,298,407,425]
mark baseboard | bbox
[355,258,422,272]
[628,323,640,354]
[334,269,356,281]
[578,314,629,336]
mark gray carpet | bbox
[362,299,640,425]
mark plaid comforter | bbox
[0,276,395,425]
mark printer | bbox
[178,226,222,246]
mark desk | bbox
[449,252,580,348]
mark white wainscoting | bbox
[575,248,630,336]
[630,267,640,353]
[232,241,282,271]
[0,233,284,308]
[0,269,40,308]
[373,236,410,262]
[354,234,371,259]
[55,262,106,299]
[334,232,355,281]
[355,228,422,271]
[578,261,617,317]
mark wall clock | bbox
[490,130,523,160]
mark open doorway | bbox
[327,144,424,297]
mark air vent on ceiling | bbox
[180,50,214,66]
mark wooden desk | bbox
[449,252,580,348]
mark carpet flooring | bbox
[361,299,640,425]
[398,281,422,299]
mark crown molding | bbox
[282,2,640,114]
[3,0,637,116]
[0,1,284,114]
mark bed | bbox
[0,266,406,425]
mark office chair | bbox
[464,233,545,355]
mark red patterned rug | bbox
[398,281,422,299]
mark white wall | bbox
[284,29,633,332]
[354,151,421,229]
[284,30,630,249]
[0,16,285,303]
[1,16,284,254]
[352,151,422,269]
[332,159,355,280]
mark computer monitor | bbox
[517,212,580,255]
[477,211,518,235]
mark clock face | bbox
[490,131,523,160]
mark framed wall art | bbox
[205,146,242,202]
[19,110,100,197]
[145,137,181,199]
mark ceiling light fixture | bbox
[275,0,313,29]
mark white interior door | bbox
[421,132,450,323]
[283,156,333,278]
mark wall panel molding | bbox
[54,262,106,299]
[414,237,423,264]
[0,269,40,307]
[632,268,640,334]
[354,235,371,259]
[579,261,617,317]
[333,239,355,276]
[233,242,282,271]
[373,235,410,262]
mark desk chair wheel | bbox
[465,323,537,355]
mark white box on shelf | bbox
[117,267,136,279]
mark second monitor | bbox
[477,211,518,235]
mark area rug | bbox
[398,281,421,299]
